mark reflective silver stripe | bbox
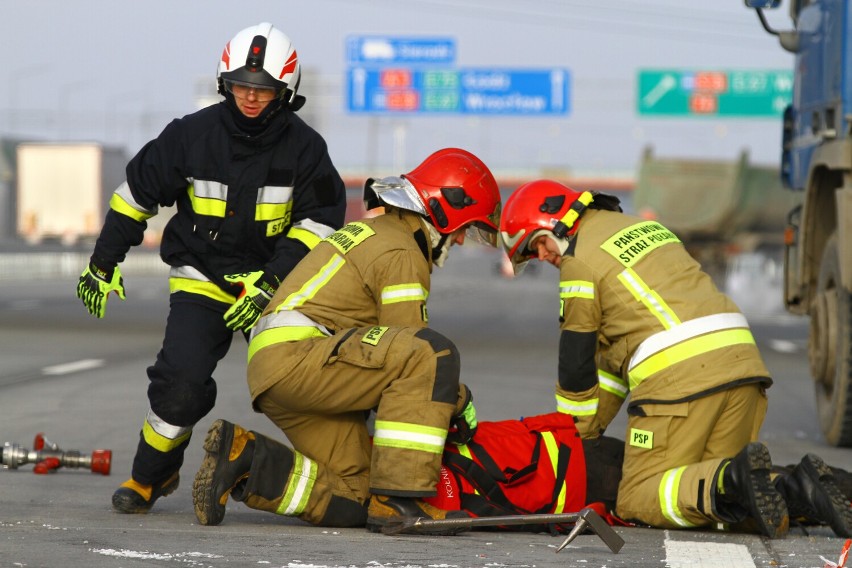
[169,265,211,282]
[192,179,228,201]
[257,185,293,205]
[628,313,750,372]
[291,218,336,240]
[618,268,679,329]
[146,409,191,439]
[250,309,331,342]
[114,181,158,216]
[599,370,629,398]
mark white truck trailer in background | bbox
[15,142,127,245]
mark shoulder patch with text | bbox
[600,221,681,267]
[325,222,376,254]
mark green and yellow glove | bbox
[223,270,279,331]
[77,260,126,318]
[447,384,478,445]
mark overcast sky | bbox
[0,0,794,177]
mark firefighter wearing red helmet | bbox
[192,148,502,532]
[500,180,852,539]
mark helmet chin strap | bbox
[422,220,453,268]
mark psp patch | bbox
[362,326,388,346]
[630,427,653,449]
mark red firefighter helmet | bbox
[500,180,594,272]
[364,148,502,246]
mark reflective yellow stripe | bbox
[142,418,191,453]
[629,328,757,390]
[659,466,696,527]
[247,325,327,363]
[188,182,227,217]
[278,255,345,310]
[541,432,567,513]
[169,277,235,304]
[373,420,447,454]
[617,268,680,329]
[598,370,629,399]
[555,393,598,416]
[559,280,594,300]
[277,451,317,516]
[381,283,428,304]
[110,193,155,222]
[255,185,293,221]
[455,444,480,494]
[288,226,321,249]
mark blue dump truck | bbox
[746,0,852,445]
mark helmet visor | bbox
[364,176,428,216]
[224,80,280,102]
[465,222,499,248]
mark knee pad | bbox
[414,328,460,404]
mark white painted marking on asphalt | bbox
[42,359,105,376]
[665,538,756,567]
[769,338,799,353]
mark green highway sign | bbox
[637,69,792,117]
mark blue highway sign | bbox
[346,36,456,66]
[347,67,570,116]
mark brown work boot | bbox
[112,471,180,513]
[775,454,852,537]
[193,419,255,526]
[366,495,471,535]
[715,442,789,539]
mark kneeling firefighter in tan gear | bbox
[499,180,852,539]
[192,148,502,532]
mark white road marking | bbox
[665,537,756,567]
[42,359,105,376]
[768,338,800,353]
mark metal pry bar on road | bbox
[381,507,624,554]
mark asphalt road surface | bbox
[1,249,851,568]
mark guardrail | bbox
[0,252,168,280]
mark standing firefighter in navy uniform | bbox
[499,180,852,539]
[76,22,346,513]
[191,148,501,531]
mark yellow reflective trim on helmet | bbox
[555,393,598,416]
[659,466,696,527]
[142,420,191,453]
[628,328,757,389]
[110,193,155,222]
[617,268,680,330]
[277,450,317,516]
[287,226,321,249]
[373,420,447,455]
[169,277,235,304]
[557,191,594,231]
[188,184,227,217]
[541,432,568,513]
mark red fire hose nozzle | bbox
[1,433,112,475]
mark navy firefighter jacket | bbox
[91,100,346,296]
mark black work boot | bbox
[774,453,852,538]
[366,495,471,535]
[192,419,255,526]
[112,471,180,513]
[715,442,789,539]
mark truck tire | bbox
[809,233,852,446]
